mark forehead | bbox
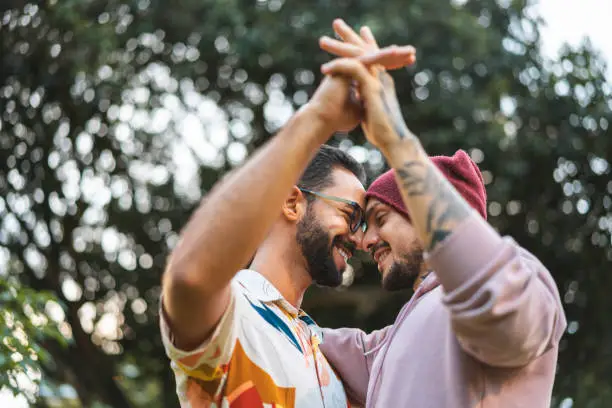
[365,198,390,214]
[320,167,366,206]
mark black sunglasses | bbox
[298,188,365,233]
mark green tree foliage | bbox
[0,276,67,403]
[1,0,610,406]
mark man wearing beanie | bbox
[318,22,567,408]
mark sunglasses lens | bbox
[350,209,363,233]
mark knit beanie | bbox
[366,150,487,220]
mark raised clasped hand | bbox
[322,56,414,151]
[318,19,416,151]
[305,19,418,137]
[320,18,416,72]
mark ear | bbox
[282,186,307,223]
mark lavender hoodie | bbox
[320,214,567,408]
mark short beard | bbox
[382,247,425,291]
[296,205,343,287]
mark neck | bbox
[249,236,312,308]
[412,262,432,292]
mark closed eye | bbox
[341,210,353,222]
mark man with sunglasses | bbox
[157,45,402,405]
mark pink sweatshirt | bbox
[320,214,567,408]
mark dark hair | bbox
[297,145,366,195]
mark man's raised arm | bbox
[162,75,358,350]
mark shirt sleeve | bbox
[426,213,568,368]
[159,280,244,381]
[319,326,390,405]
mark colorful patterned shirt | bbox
[160,269,350,408]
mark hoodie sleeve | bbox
[319,326,390,405]
[425,213,567,368]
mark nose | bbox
[347,228,364,250]
[359,227,379,252]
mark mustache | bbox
[370,241,391,258]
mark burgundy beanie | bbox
[366,150,487,220]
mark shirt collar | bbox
[416,272,440,297]
[235,269,299,315]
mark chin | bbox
[381,261,417,291]
[311,263,343,287]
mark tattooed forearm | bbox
[375,70,471,250]
[396,161,433,196]
[378,71,411,140]
[396,160,471,251]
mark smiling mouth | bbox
[374,248,391,265]
[335,244,352,261]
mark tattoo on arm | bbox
[396,161,471,251]
[376,70,470,250]
[378,71,411,140]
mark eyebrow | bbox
[364,202,383,221]
[342,203,356,211]
[328,198,357,212]
[340,198,363,211]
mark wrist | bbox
[295,103,337,142]
[277,103,335,152]
[379,137,425,166]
